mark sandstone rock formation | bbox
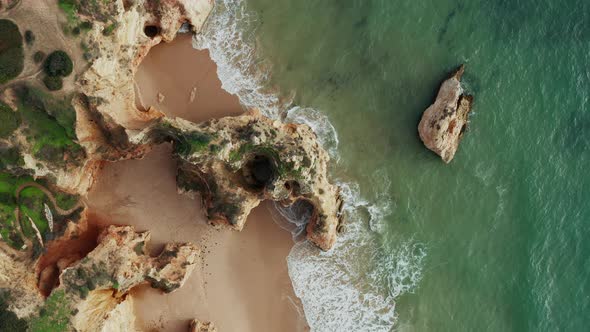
[60,225,199,295]
[135,110,344,250]
[189,319,218,332]
[1,0,344,327]
[418,65,474,163]
[37,225,199,332]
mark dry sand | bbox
[86,35,308,331]
[134,33,244,123]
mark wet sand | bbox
[86,35,307,331]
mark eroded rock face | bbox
[60,225,199,295]
[0,244,44,318]
[189,319,218,332]
[30,225,199,332]
[135,110,344,250]
[1,0,344,326]
[76,0,213,129]
[418,65,474,163]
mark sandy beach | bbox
[134,33,244,123]
[86,35,307,331]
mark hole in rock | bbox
[144,25,160,38]
[242,154,277,191]
[284,180,301,196]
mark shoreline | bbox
[87,34,308,331]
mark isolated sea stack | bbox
[418,65,474,163]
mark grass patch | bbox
[0,19,24,84]
[0,147,24,170]
[0,172,33,248]
[0,291,29,331]
[58,0,80,27]
[29,289,72,332]
[176,131,213,157]
[33,51,45,64]
[15,85,84,165]
[0,171,80,249]
[0,101,20,138]
[102,22,117,36]
[43,76,63,91]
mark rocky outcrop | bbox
[77,0,214,130]
[29,225,200,332]
[0,243,44,318]
[60,225,199,295]
[135,110,344,250]
[0,0,344,325]
[418,65,474,163]
[189,319,218,332]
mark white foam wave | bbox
[269,200,311,242]
[193,0,287,118]
[192,1,425,330]
[284,106,340,161]
[287,181,426,331]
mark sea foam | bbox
[192,0,425,330]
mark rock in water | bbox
[418,65,474,163]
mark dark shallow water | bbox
[196,0,590,330]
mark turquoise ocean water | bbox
[194,0,590,331]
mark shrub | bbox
[43,76,63,91]
[33,51,45,64]
[0,19,24,84]
[0,292,28,331]
[58,0,79,27]
[79,21,93,31]
[0,101,20,138]
[24,30,34,45]
[102,22,117,36]
[44,50,73,77]
[29,289,71,332]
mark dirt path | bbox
[14,182,84,239]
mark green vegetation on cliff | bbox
[29,289,71,332]
[0,19,24,84]
[0,291,29,331]
[58,0,117,36]
[0,101,20,138]
[43,76,63,91]
[15,85,84,165]
[0,86,82,249]
[0,147,24,170]
[0,172,80,250]
[0,173,39,248]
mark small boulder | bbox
[418,65,474,163]
[189,319,218,332]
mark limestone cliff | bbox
[1,0,344,327]
[35,225,199,332]
[418,65,474,163]
[135,110,344,250]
